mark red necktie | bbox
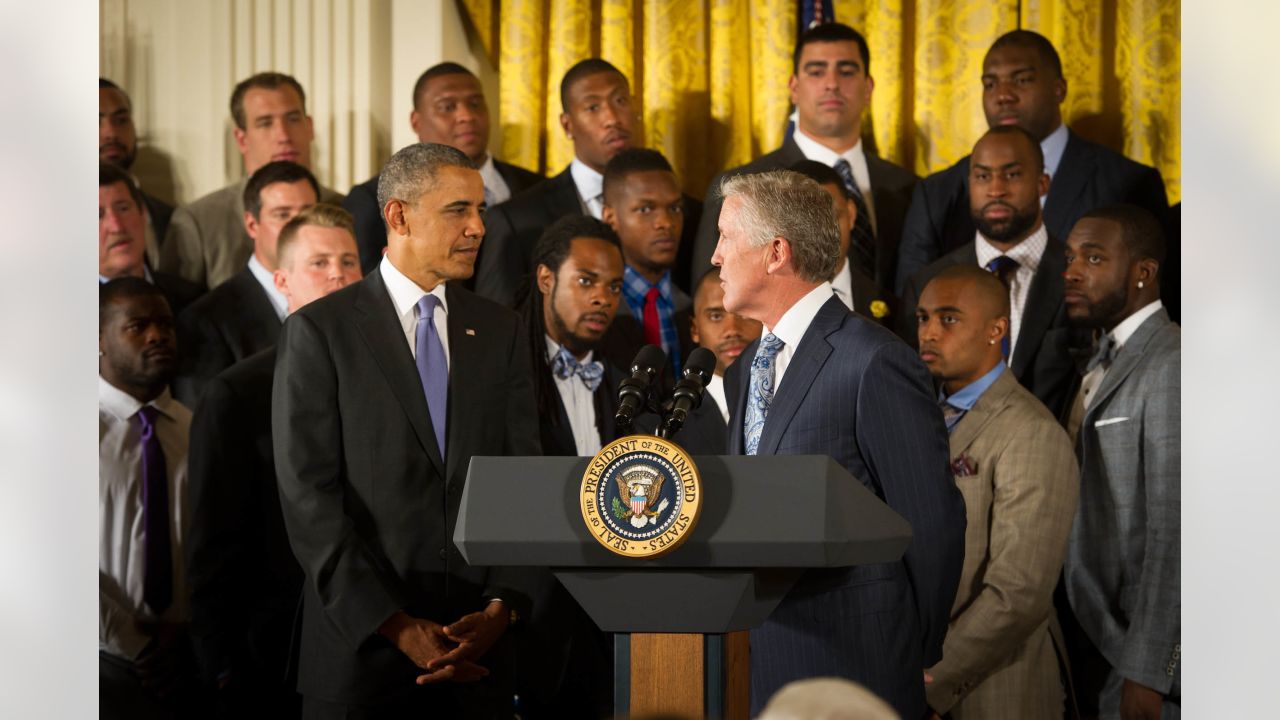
[642,287,662,348]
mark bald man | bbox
[916,265,1077,719]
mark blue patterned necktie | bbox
[744,333,785,455]
[984,255,1019,359]
[550,346,605,392]
[939,398,964,433]
[136,405,172,614]
[415,295,449,459]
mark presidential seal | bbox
[580,435,702,558]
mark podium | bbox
[455,454,911,719]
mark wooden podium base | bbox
[616,631,749,719]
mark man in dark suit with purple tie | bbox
[712,169,965,719]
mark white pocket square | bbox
[1094,416,1130,427]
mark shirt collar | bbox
[939,362,1006,411]
[1110,300,1163,349]
[99,265,153,285]
[569,158,604,205]
[791,126,866,168]
[379,255,449,320]
[1041,123,1070,180]
[622,265,673,304]
[975,223,1049,275]
[767,282,835,349]
[98,375,181,421]
[247,254,289,321]
[831,261,854,310]
[544,334,594,364]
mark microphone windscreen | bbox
[631,344,667,376]
[684,347,716,383]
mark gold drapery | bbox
[461,0,1180,203]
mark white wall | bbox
[100,0,490,205]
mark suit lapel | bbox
[444,284,484,478]
[949,369,1017,455]
[1043,131,1094,238]
[550,166,586,218]
[354,270,446,477]
[757,297,844,456]
[1011,236,1066,376]
[1085,310,1171,421]
[724,343,753,455]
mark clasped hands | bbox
[379,601,510,685]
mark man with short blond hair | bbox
[187,203,362,717]
[160,72,344,291]
[713,169,964,718]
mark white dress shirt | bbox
[791,127,878,232]
[831,260,855,312]
[570,158,605,219]
[764,282,835,391]
[975,224,1048,359]
[705,373,729,424]
[478,154,513,206]
[545,336,603,455]
[380,255,451,367]
[99,377,192,660]
[1078,300,1164,412]
[1041,123,1070,188]
[248,254,288,321]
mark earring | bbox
[988,339,996,345]
[1137,281,1144,289]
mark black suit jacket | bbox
[671,391,727,455]
[900,235,1090,419]
[474,166,705,307]
[174,266,281,408]
[691,136,919,294]
[150,269,203,317]
[143,190,175,249]
[895,129,1170,296]
[186,347,302,701]
[345,160,543,274]
[272,272,540,706]
[723,296,966,719]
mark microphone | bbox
[661,346,717,437]
[615,344,667,432]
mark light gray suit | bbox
[1065,308,1180,718]
[160,179,343,291]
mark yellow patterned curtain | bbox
[462,0,1180,203]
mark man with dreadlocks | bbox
[511,214,626,717]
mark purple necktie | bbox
[415,294,448,459]
[136,406,172,614]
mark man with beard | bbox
[508,215,627,718]
[901,126,1087,418]
[99,278,197,718]
[101,78,173,266]
[1062,205,1180,719]
[680,267,763,454]
[600,148,694,377]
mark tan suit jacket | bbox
[926,368,1079,719]
[160,179,344,290]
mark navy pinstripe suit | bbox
[724,295,967,718]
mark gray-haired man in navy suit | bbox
[713,169,965,719]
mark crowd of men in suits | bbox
[99,20,1180,720]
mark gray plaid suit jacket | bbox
[1065,308,1180,710]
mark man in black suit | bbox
[791,160,897,325]
[186,204,362,719]
[173,161,319,408]
[901,126,1090,419]
[344,62,542,273]
[713,169,964,718]
[474,59,704,305]
[273,143,540,717]
[600,148,697,377]
[510,215,627,718]
[895,29,1169,297]
[679,267,762,455]
[99,162,202,316]
[692,23,918,295]
[100,78,173,267]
